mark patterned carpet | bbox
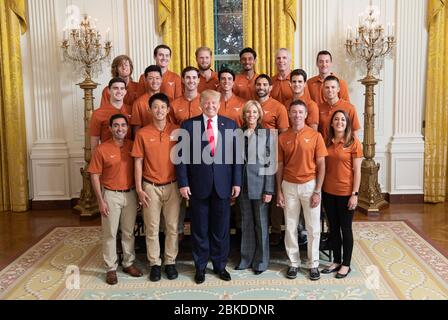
[0,221,447,300]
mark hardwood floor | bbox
[0,202,447,270]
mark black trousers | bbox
[189,186,231,272]
[322,192,354,266]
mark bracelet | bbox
[352,191,359,196]
[313,190,321,196]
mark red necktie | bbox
[207,118,215,156]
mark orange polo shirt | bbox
[278,126,328,184]
[233,72,258,100]
[169,95,202,125]
[138,70,182,102]
[100,80,142,107]
[218,94,245,127]
[285,95,319,128]
[307,73,350,105]
[318,99,361,142]
[89,102,132,142]
[323,137,363,196]
[88,139,134,190]
[130,92,154,127]
[198,71,219,93]
[271,73,311,106]
[131,122,179,184]
[260,98,289,130]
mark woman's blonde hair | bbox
[242,100,264,126]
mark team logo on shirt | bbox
[178,109,184,112]
[234,108,241,112]
[110,155,116,159]
[304,138,311,143]
[168,82,175,86]
[169,135,176,141]
[286,141,292,145]
[264,110,269,114]
[150,138,156,142]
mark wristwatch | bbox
[313,190,321,195]
[352,192,359,196]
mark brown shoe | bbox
[123,264,143,277]
[106,271,118,285]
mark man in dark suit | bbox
[175,89,242,284]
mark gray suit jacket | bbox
[241,126,276,200]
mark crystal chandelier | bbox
[61,14,112,81]
[345,6,396,77]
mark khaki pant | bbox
[142,181,181,266]
[102,189,138,271]
[282,180,321,268]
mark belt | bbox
[104,187,134,193]
[143,178,177,187]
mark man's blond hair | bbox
[200,89,221,104]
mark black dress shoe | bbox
[335,267,351,279]
[164,264,178,280]
[286,266,298,279]
[309,268,321,281]
[149,265,161,282]
[194,270,205,284]
[253,270,264,275]
[321,265,341,274]
[217,269,231,281]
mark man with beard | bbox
[234,47,258,101]
[255,74,289,133]
[196,47,219,93]
[255,74,289,247]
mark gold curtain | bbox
[243,0,296,76]
[158,0,214,75]
[0,0,28,212]
[424,0,448,203]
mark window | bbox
[214,0,243,73]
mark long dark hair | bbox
[326,110,354,148]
